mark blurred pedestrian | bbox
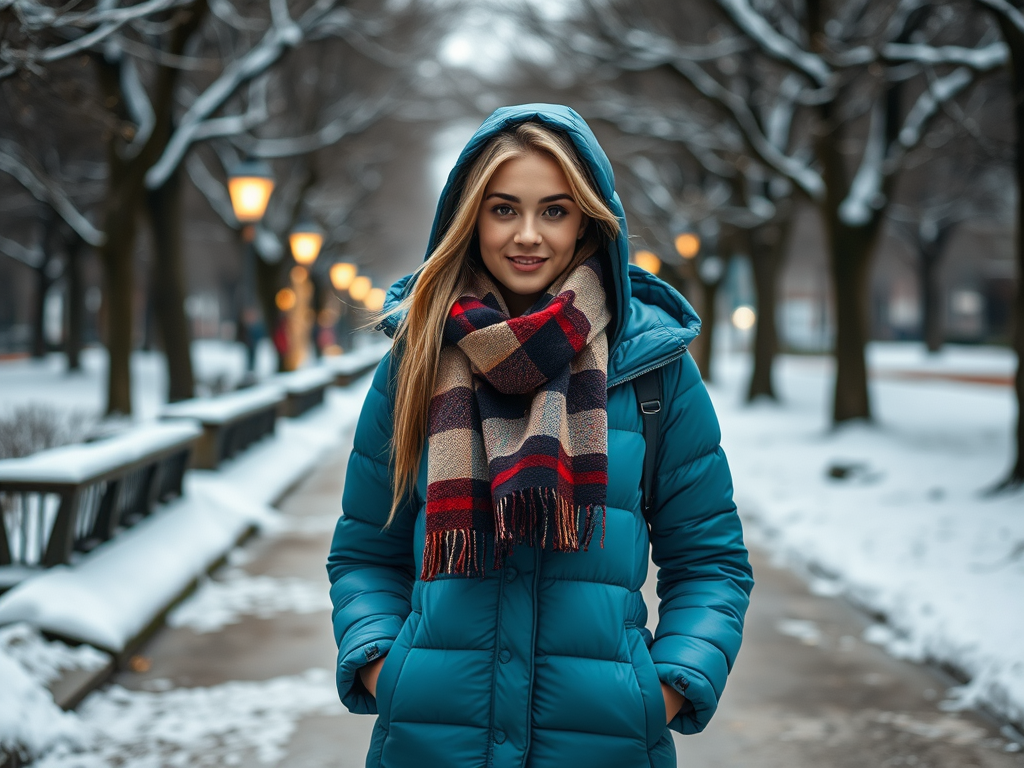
[327,105,753,768]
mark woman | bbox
[327,104,753,768]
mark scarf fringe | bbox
[420,489,607,580]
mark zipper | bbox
[520,544,542,767]
[606,340,688,389]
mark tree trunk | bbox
[747,218,791,401]
[31,266,51,359]
[65,232,84,371]
[93,1,207,415]
[146,167,195,402]
[828,221,879,422]
[994,13,1024,489]
[692,278,721,382]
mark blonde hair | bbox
[381,122,621,525]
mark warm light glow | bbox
[732,305,756,330]
[364,287,386,311]
[330,262,357,291]
[349,275,372,302]
[275,288,296,311]
[228,176,274,223]
[675,232,701,259]
[634,250,661,275]
[290,266,308,284]
[289,230,323,265]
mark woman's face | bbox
[476,151,588,317]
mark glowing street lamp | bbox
[732,305,756,330]
[674,232,701,260]
[364,287,386,311]
[330,262,357,291]
[633,249,661,275]
[349,275,372,302]
[289,221,324,266]
[228,159,275,226]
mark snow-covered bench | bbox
[321,341,391,386]
[272,367,337,418]
[0,422,202,588]
[161,385,284,470]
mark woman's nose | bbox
[514,216,542,245]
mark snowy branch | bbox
[0,0,191,79]
[882,42,1009,69]
[0,232,43,268]
[975,0,1024,37]
[0,141,104,246]
[230,91,396,159]
[144,0,344,188]
[839,101,887,226]
[185,152,237,227]
[715,0,831,86]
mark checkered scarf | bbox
[422,256,611,580]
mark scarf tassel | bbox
[421,489,607,580]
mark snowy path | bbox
[662,548,1024,767]
[30,442,374,768]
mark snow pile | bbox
[32,668,342,768]
[711,343,1024,728]
[167,568,331,634]
[0,624,109,688]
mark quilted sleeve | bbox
[645,352,753,734]
[326,350,417,715]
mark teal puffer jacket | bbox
[327,105,753,768]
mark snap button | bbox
[493,729,506,744]
[364,644,380,661]
[498,648,511,664]
[505,567,518,583]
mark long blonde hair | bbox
[382,122,621,525]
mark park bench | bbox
[160,385,284,470]
[273,367,337,419]
[0,422,201,588]
[321,341,391,386]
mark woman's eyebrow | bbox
[484,192,575,203]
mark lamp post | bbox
[289,220,324,266]
[227,159,274,375]
[285,220,324,369]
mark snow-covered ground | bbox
[0,344,378,764]
[710,342,1023,730]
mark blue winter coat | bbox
[327,104,753,768]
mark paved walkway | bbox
[113,430,1024,767]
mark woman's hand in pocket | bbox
[360,655,387,698]
[660,682,685,724]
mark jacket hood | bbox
[380,103,701,383]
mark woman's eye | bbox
[493,204,515,216]
[545,206,567,218]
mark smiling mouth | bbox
[508,256,546,265]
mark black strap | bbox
[633,368,662,518]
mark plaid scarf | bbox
[423,256,611,580]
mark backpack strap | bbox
[633,368,662,520]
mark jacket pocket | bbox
[375,611,420,726]
[627,627,666,751]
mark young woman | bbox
[327,104,753,768]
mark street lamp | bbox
[633,249,661,275]
[365,287,386,311]
[228,159,275,230]
[289,220,324,266]
[330,262,357,291]
[349,275,372,302]
[228,159,274,377]
[674,231,701,260]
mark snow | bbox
[166,568,330,634]
[271,367,336,394]
[0,346,377,763]
[0,422,201,483]
[710,342,1024,729]
[319,339,392,377]
[160,386,284,424]
[0,381,370,653]
[33,668,342,768]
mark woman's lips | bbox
[507,255,546,273]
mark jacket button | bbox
[498,648,511,664]
[493,729,506,744]
[505,567,518,583]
